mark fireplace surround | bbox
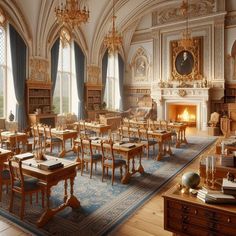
[152,88,209,130]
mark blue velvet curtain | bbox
[51,38,60,95]
[118,53,124,111]
[9,24,27,131]
[74,41,85,119]
[102,49,108,99]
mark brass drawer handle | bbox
[182,205,189,211]
[227,217,231,223]
[194,209,198,215]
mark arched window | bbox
[53,41,78,115]
[103,52,121,110]
[0,24,16,117]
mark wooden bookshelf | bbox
[26,80,56,126]
[225,84,236,103]
[85,83,103,120]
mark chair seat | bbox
[46,137,61,143]
[141,140,157,145]
[84,153,102,161]
[104,159,126,166]
[14,176,40,191]
[1,169,10,180]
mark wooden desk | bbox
[163,184,236,236]
[147,130,172,160]
[0,149,12,201]
[20,156,79,227]
[1,131,28,153]
[112,142,144,184]
[74,139,144,184]
[51,129,78,157]
[74,122,111,136]
[168,123,188,148]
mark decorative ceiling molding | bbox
[154,0,216,26]
[226,11,236,27]
[0,0,32,41]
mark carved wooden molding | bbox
[87,65,100,84]
[28,58,50,83]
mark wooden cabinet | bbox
[163,185,236,236]
[26,81,56,126]
[85,83,103,120]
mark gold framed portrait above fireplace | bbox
[171,37,203,81]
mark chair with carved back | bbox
[80,137,102,179]
[0,151,13,202]
[101,140,126,185]
[8,158,45,220]
[138,128,157,159]
[43,125,63,153]
[31,124,44,150]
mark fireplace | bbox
[168,104,197,127]
[152,88,209,130]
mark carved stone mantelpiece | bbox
[28,58,50,82]
[87,65,100,84]
[154,0,216,26]
[151,88,210,130]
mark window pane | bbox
[62,46,70,72]
[0,66,4,117]
[53,73,61,114]
[62,72,69,113]
[0,26,6,65]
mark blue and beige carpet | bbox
[0,136,216,236]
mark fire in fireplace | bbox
[168,104,197,126]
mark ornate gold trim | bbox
[178,89,187,97]
[171,37,203,81]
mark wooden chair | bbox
[43,126,63,153]
[8,159,45,220]
[101,140,126,185]
[0,131,10,149]
[80,137,102,178]
[31,124,43,150]
[138,128,157,159]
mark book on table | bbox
[120,143,136,148]
[39,160,64,170]
[14,152,34,161]
[222,178,236,190]
[197,188,236,204]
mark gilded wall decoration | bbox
[28,58,50,82]
[130,47,149,82]
[87,65,100,84]
[155,0,216,26]
[171,37,203,81]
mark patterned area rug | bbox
[0,136,216,236]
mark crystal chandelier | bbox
[0,7,6,27]
[55,0,89,30]
[103,0,122,54]
[179,0,194,49]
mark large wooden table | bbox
[1,131,28,153]
[119,126,173,161]
[74,139,144,184]
[19,156,80,227]
[163,184,236,236]
[147,130,172,160]
[74,121,111,136]
[168,123,188,148]
[51,129,78,157]
[0,149,12,201]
